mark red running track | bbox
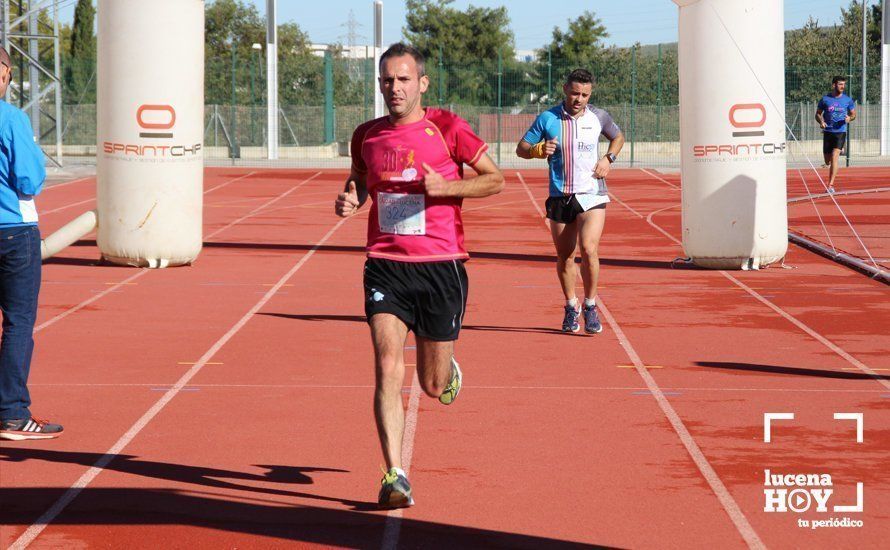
[786,165,890,269]
[0,167,887,549]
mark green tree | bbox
[205,0,267,105]
[65,0,96,103]
[403,0,514,65]
[512,11,613,108]
[205,0,359,107]
[541,10,609,68]
[403,0,515,105]
[276,22,325,105]
[785,1,883,103]
[205,0,369,144]
[838,0,882,102]
[785,18,837,102]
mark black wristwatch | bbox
[605,153,617,163]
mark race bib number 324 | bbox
[378,192,426,235]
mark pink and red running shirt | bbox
[350,108,488,262]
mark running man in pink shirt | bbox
[334,43,504,508]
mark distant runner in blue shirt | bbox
[516,69,624,335]
[0,46,63,441]
[815,76,856,193]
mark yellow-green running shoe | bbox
[378,467,414,508]
[438,358,462,405]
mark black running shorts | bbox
[823,131,846,155]
[363,257,469,341]
[545,194,606,225]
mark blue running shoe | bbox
[562,305,581,333]
[583,303,603,334]
[378,467,414,509]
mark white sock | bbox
[566,297,579,309]
[584,297,597,307]
[392,467,407,477]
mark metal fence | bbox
[47,54,888,169]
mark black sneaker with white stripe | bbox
[0,417,64,440]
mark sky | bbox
[57,0,867,51]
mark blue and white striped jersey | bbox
[522,104,621,201]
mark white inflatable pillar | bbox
[673,0,787,269]
[41,210,98,260]
[96,0,204,267]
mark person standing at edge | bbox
[334,43,504,508]
[0,46,63,441]
[516,69,624,335]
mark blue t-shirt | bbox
[0,101,45,227]
[818,93,856,134]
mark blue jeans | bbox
[0,225,41,421]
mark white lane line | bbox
[203,170,258,194]
[515,172,548,228]
[34,270,148,334]
[205,172,322,240]
[645,204,683,244]
[642,200,889,392]
[597,300,765,550]
[608,192,644,219]
[27,383,888,394]
[463,198,535,213]
[11,215,352,550]
[38,172,254,219]
[43,176,92,191]
[640,168,680,190]
[380,371,422,550]
[517,171,765,549]
[719,272,890,392]
[39,198,95,216]
[34,171,301,335]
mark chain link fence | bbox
[49,54,887,168]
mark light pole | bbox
[266,0,279,159]
[230,34,240,158]
[374,1,383,118]
[862,0,868,107]
[252,42,262,145]
[881,0,889,154]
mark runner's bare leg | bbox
[577,207,607,300]
[551,220,579,302]
[370,313,410,469]
[416,338,454,398]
